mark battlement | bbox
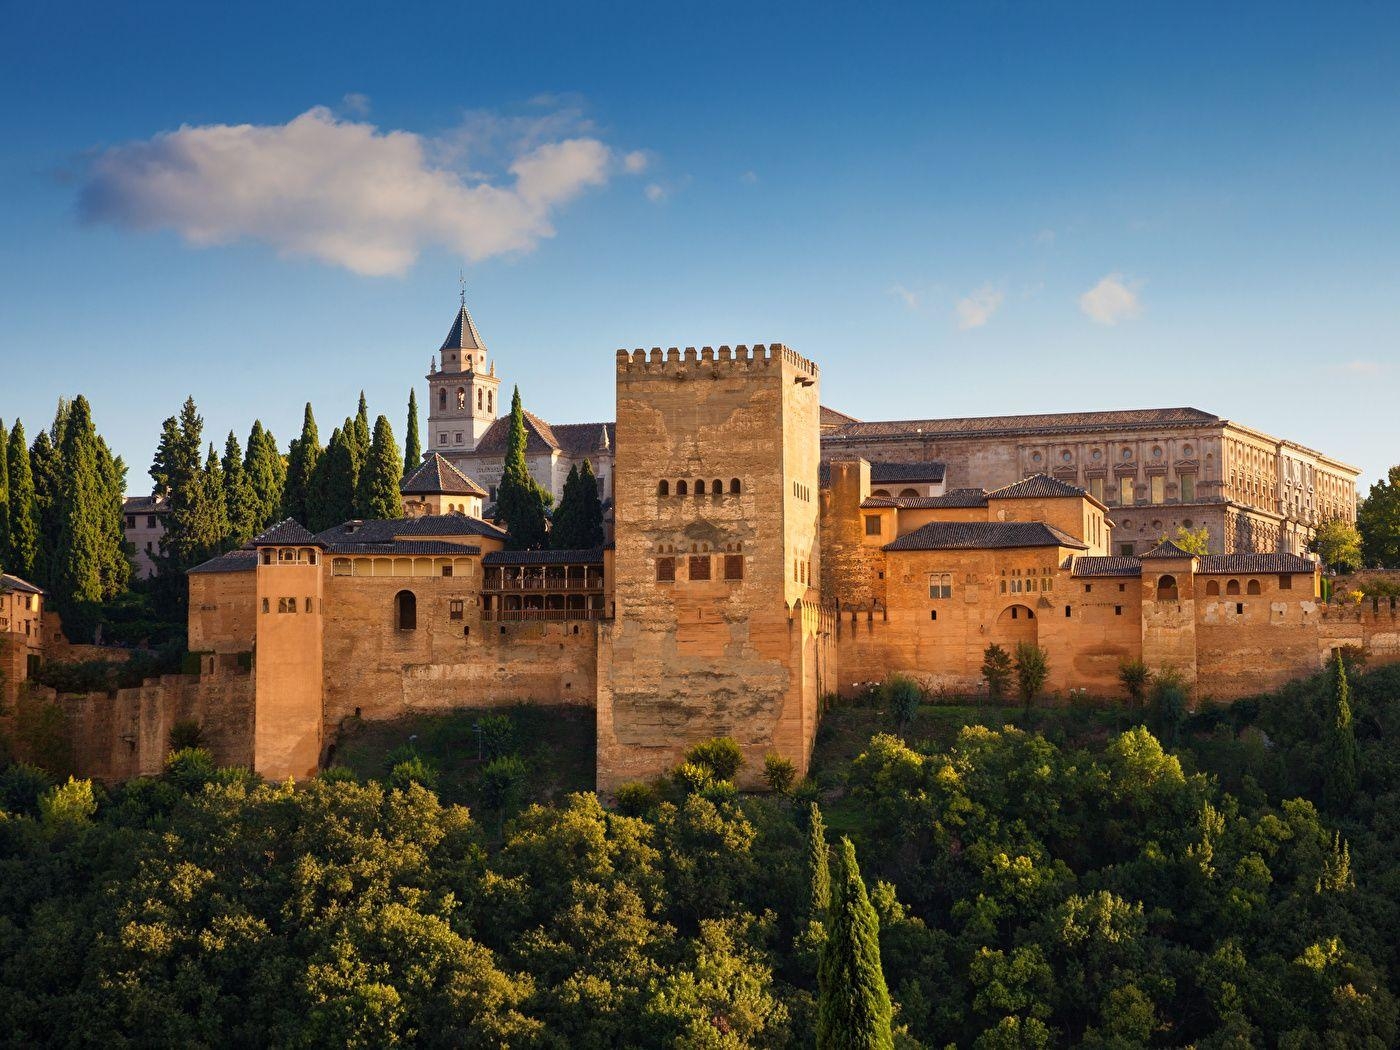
[615,343,819,379]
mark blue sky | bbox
[2,1,1397,491]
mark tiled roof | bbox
[188,550,259,575]
[820,405,861,427]
[824,407,1221,441]
[0,572,44,595]
[250,519,324,547]
[1069,556,1143,577]
[315,514,508,546]
[401,453,487,497]
[989,474,1090,500]
[471,411,614,459]
[324,540,481,556]
[884,521,1088,552]
[1140,539,1197,559]
[549,422,613,457]
[1197,553,1316,574]
[482,547,606,566]
[441,304,485,352]
[122,494,166,514]
[861,488,989,510]
[819,460,948,487]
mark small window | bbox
[658,480,669,496]
[864,515,882,537]
[439,389,447,410]
[1084,583,1092,593]
[449,599,464,621]
[730,478,741,494]
[724,555,744,581]
[1118,542,1134,557]
[1246,579,1261,595]
[305,597,313,613]
[677,480,688,496]
[713,479,722,494]
[689,555,711,581]
[261,598,270,614]
[1226,579,1241,595]
[1156,574,1178,601]
[147,514,158,528]
[126,515,136,528]
[928,573,952,599]
[396,590,418,631]
[1064,605,1071,617]
[656,557,676,583]
[1115,605,1123,615]
[1206,579,1220,596]
[696,479,706,495]
[441,565,453,577]
[1236,602,1244,615]
[929,609,937,621]
[1278,574,1292,590]
[278,597,296,614]
[899,488,919,497]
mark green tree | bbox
[550,463,583,548]
[243,421,285,530]
[881,673,922,734]
[282,403,321,525]
[496,387,549,550]
[1312,517,1363,573]
[983,643,1013,701]
[355,415,403,520]
[1322,649,1358,809]
[30,416,66,587]
[202,444,230,550]
[1013,642,1049,711]
[1118,658,1151,706]
[685,737,745,782]
[151,398,222,572]
[808,802,830,918]
[221,431,260,547]
[94,436,131,599]
[306,425,356,531]
[1357,466,1400,568]
[1159,523,1211,555]
[403,389,422,474]
[763,752,797,794]
[578,459,606,547]
[51,396,107,618]
[817,837,893,1050]
[1149,666,1189,747]
[38,776,97,827]
[350,392,372,479]
[7,420,39,580]
[0,416,9,571]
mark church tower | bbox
[426,292,502,455]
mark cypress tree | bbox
[51,396,106,619]
[550,464,582,549]
[307,426,356,531]
[352,393,371,466]
[7,421,39,581]
[404,389,422,474]
[203,443,230,549]
[29,428,62,588]
[222,431,260,547]
[817,838,893,1050]
[356,415,403,520]
[808,802,831,919]
[496,387,549,550]
[0,417,9,570]
[1323,650,1358,809]
[282,404,321,524]
[244,421,284,530]
[153,398,221,572]
[578,458,606,548]
[94,437,131,599]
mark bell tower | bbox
[426,287,501,455]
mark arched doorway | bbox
[991,603,1038,650]
[395,590,417,631]
[1156,574,1179,601]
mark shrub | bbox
[672,761,714,796]
[613,780,657,816]
[793,778,822,807]
[0,763,54,817]
[763,752,798,795]
[164,747,218,794]
[1150,667,1190,747]
[476,714,516,761]
[39,776,97,827]
[685,737,744,782]
[389,756,439,792]
[982,644,1013,701]
[1014,642,1050,710]
[701,780,739,804]
[167,719,204,753]
[1118,659,1151,706]
[479,754,528,811]
[881,674,923,734]
[318,766,358,784]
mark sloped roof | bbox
[323,540,482,556]
[315,514,508,546]
[1140,539,1197,560]
[989,474,1091,500]
[250,519,324,547]
[820,405,861,427]
[188,550,259,575]
[861,488,989,510]
[482,547,606,566]
[549,422,613,457]
[824,407,1222,441]
[401,453,487,497]
[818,460,947,487]
[1197,553,1316,574]
[472,409,559,456]
[884,521,1088,552]
[441,304,486,352]
[1068,556,1143,577]
[122,494,166,514]
[0,572,44,595]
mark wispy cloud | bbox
[955,284,1004,329]
[740,170,759,185]
[644,183,667,203]
[79,103,643,276]
[1033,227,1055,245]
[340,92,371,116]
[1335,360,1384,377]
[888,283,921,310]
[623,150,649,174]
[1079,273,1143,325]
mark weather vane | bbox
[458,270,466,308]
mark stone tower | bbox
[426,296,501,455]
[597,344,833,792]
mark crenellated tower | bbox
[426,293,501,455]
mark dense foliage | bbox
[3,660,1398,1047]
[497,386,550,550]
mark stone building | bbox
[820,407,1359,556]
[122,494,168,578]
[0,573,45,707]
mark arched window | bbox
[477,389,483,410]
[696,480,706,495]
[899,488,919,497]
[439,388,447,410]
[396,590,418,631]
[456,388,466,410]
[871,489,891,497]
[713,479,722,494]
[1226,579,1241,595]
[658,480,669,496]
[1246,579,1262,595]
[730,478,741,494]
[487,391,493,413]
[1206,580,1220,596]
[1156,574,1179,601]
[677,480,688,495]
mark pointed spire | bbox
[441,301,486,352]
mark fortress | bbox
[5,301,1384,790]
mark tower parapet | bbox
[615,343,820,378]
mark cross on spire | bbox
[459,270,467,309]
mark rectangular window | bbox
[1115,605,1123,616]
[1119,542,1135,557]
[689,555,711,581]
[439,434,448,445]
[449,599,464,620]
[864,514,882,537]
[441,565,453,577]
[655,557,676,583]
[262,598,270,614]
[455,432,464,444]
[147,515,158,528]
[1180,474,1195,502]
[724,555,744,581]
[1151,475,1165,503]
[1084,584,1092,593]
[1278,574,1292,590]
[1089,477,1104,502]
[928,573,952,599]
[1065,605,1072,617]
[305,597,313,613]
[126,515,136,528]
[1120,476,1134,505]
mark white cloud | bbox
[888,283,921,310]
[341,92,371,116]
[623,150,649,173]
[79,104,639,276]
[644,183,667,203]
[1337,360,1383,376]
[955,284,1004,329]
[1079,273,1142,325]
[740,170,759,184]
[1033,227,1055,245]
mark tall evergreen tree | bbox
[550,464,582,549]
[203,444,231,549]
[282,404,322,525]
[352,393,371,466]
[51,396,107,620]
[1358,465,1400,569]
[29,427,62,588]
[356,415,403,521]
[152,398,222,572]
[496,387,549,550]
[817,838,893,1050]
[8,421,40,581]
[1323,650,1358,809]
[577,459,606,548]
[221,431,260,547]
[0,417,9,571]
[404,389,422,474]
[244,421,284,530]
[306,426,356,532]
[94,437,131,599]
[808,802,831,919]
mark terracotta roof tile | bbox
[824,407,1221,441]
[1140,539,1197,559]
[0,572,45,594]
[401,453,487,497]
[188,550,259,575]
[250,519,323,547]
[884,521,1088,552]
[315,514,507,546]
[1197,553,1316,574]
[1069,556,1143,577]
[989,474,1091,500]
[482,547,606,565]
[861,488,988,510]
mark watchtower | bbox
[597,344,831,790]
[426,296,501,455]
